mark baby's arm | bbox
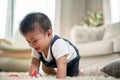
[56,55,67,79]
[29,57,40,76]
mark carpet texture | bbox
[0,72,119,80]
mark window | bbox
[0,0,55,39]
[13,0,55,34]
[110,0,120,23]
[0,0,8,38]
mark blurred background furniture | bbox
[0,30,32,72]
[70,22,120,70]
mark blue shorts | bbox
[67,56,80,76]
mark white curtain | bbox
[5,0,14,40]
[55,0,86,39]
[110,0,120,23]
[103,0,120,24]
[0,0,8,38]
[103,0,111,25]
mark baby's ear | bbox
[47,29,52,37]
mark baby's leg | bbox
[42,64,56,75]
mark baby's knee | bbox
[42,64,56,75]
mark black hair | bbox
[19,12,52,35]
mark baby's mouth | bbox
[35,48,39,51]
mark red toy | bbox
[8,70,40,78]
[9,74,19,78]
[31,69,37,77]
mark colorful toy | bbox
[9,74,19,78]
[8,69,41,78]
[31,69,37,77]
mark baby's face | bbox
[24,29,51,52]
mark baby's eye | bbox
[33,40,37,42]
[33,40,38,43]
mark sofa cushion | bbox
[113,37,120,52]
[76,40,113,57]
[71,26,105,44]
[0,58,30,72]
[103,22,120,40]
[0,40,31,53]
[101,58,120,78]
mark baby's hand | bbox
[31,70,37,77]
[31,69,42,77]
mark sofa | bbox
[70,22,120,70]
[0,30,32,72]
